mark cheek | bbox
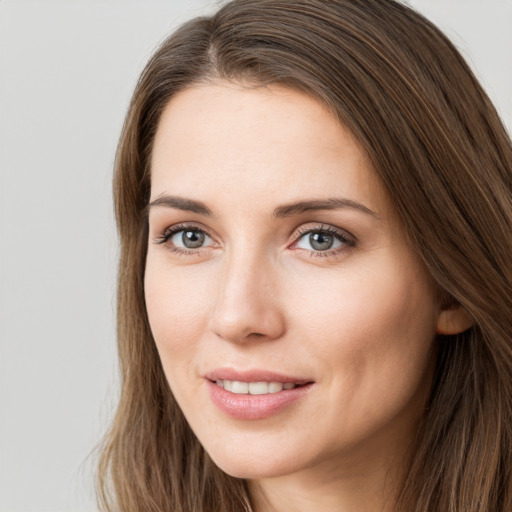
[144,254,213,380]
[286,254,438,420]
[288,255,437,345]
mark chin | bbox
[206,447,300,480]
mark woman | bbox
[97,0,512,510]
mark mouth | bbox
[204,368,314,391]
[212,379,310,395]
[203,369,314,419]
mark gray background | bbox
[0,1,510,511]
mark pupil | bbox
[310,232,333,251]
[182,230,205,248]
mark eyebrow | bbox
[146,194,378,219]
[147,195,213,216]
[273,198,378,219]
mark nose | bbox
[209,247,286,344]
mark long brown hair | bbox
[97,1,512,510]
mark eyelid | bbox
[153,222,217,247]
[289,224,356,257]
[292,223,355,242]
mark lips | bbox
[204,368,313,385]
[204,368,314,420]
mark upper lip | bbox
[204,368,314,385]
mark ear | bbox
[436,303,474,335]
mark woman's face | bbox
[145,82,441,481]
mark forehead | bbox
[150,81,389,217]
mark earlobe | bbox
[436,304,474,335]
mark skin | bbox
[144,81,465,511]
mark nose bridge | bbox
[210,241,285,343]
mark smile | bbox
[215,380,302,394]
[205,371,315,420]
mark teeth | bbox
[249,382,268,395]
[231,381,249,394]
[215,380,297,395]
[268,382,283,393]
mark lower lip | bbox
[206,380,313,420]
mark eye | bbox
[171,228,212,249]
[296,231,341,251]
[293,225,355,256]
[155,224,215,252]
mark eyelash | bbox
[154,223,213,257]
[154,223,356,259]
[292,224,355,258]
